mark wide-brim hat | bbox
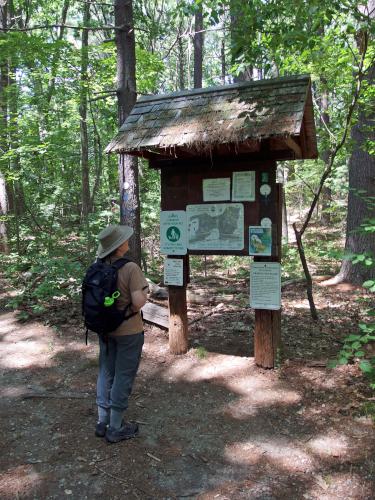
[97,224,134,259]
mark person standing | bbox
[94,225,148,443]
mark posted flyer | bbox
[249,226,272,256]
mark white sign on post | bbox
[164,258,184,286]
[250,262,281,310]
[160,211,187,255]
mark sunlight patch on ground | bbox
[160,353,254,384]
[0,466,42,499]
[307,432,348,457]
[0,385,32,398]
[0,314,74,369]
[225,438,316,472]
[0,312,20,334]
[304,472,371,498]
[223,392,301,419]
[224,376,301,401]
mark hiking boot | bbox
[95,421,108,438]
[105,421,139,443]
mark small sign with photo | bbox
[249,226,272,256]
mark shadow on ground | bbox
[0,281,374,499]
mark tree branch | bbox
[298,36,368,238]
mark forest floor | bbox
[0,272,374,500]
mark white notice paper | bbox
[160,211,187,255]
[250,262,281,310]
[164,258,184,286]
[203,178,231,201]
[232,171,256,201]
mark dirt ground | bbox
[0,276,374,500]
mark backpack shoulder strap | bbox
[111,257,132,270]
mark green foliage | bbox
[329,212,375,391]
[195,345,208,359]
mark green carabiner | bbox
[104,290,120,307]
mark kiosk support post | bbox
[168,286,188,354]
[254,309,281,368]
[254,183,282,368]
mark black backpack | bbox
[82,257,136,342]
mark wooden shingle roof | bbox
[106,74,318,161]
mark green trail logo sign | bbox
[166,226,181,242]
[160,211,187,255]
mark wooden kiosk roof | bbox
[106,74,318,162]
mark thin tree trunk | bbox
[80,0,91,218]
[319,76,332,224]
[45,0,70,108]
[193,5,203,89]
[114,0,141,266]
[177,19,185,90]
[282,186,288,244]
[221,39,226,84]
[0,0,9,253]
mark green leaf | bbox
[359,360,373,374]
[344,334,361,341]
[354,351,365,357]
[338,357,349,365]
[327,359,338,368]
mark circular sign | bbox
[260,217,272,228]
[166,226,181,242]
[260,184,271,196]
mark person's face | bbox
[115,239,129,256]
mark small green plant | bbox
[329,210,375,390]
[275,347,282,369]
[358,401,375,422]
[195,345,207,359]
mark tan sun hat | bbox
[97,224,134,259]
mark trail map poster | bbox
[187,203,244,250]
[160,211,187,255]
[250,262,281,310]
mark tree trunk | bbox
[221,39,226,84]
[80,0,91,218]
[193,5,203,89]
[0,0,9,253]
[282,186,288,244]
[177,19,185,90]
[114,0,141,266]
[338,3,375,285]
[319,78,332,224]
[229,0,253,82]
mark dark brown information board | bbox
[159,159,280,259]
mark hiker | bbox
[94,225,149,443]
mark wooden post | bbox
[254,309,281,368]
[253,171,282,368]
[168,286,188,354]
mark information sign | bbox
[203,178,230,201]
[160,211,187,255]
[250,262,281,310]
[232,171,256,201]
[249,226,272,256]
[164,258,184,286]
